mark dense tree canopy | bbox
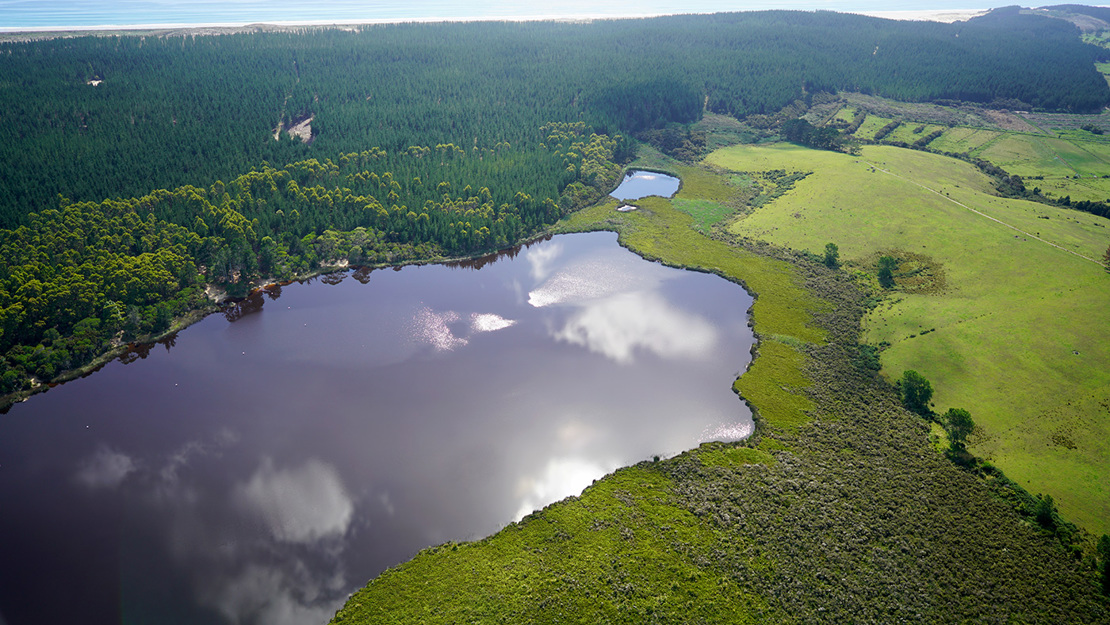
[1,7,1108,396]
[0,9,1105,227]
[0,122,622,394]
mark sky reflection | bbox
[553,291,718,364]
[527,251,670,308]
[0,232,753,625]
[529,243,719,364]
[235,458,354,544]
[514,455,620,521]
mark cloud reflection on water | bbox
[234,459,354,544]
[470,312,515,333]
[525,240,563,281]
[700,421,754,443]
[75,438,355,625]
[553,291,717,364]
[412,307,467,351]
[526,250,667,308]
[513,455,619,521]
[202,562,344,625]
[528,250,719,364]
[197,457,354,624]
[75,446,136,489]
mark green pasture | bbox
[1036,175,1110,202]
[838,103,1110,206]
[1041,137,1110,176]
[926,126,1002,155]
[885,122,945,145]
[852,113,894,141]
[975,133,1110,178]
[712,142,1110,533]
[972,134,1072,176]
[969,131,1110,201]
[672,197,736,232]
[832,106,857,123]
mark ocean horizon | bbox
[0,0,998,32]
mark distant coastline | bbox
[0,7,991,36]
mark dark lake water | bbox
[0,231,754,625]
[611,170,681,201]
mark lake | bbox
[611,170,681,201]
[0,231,755,625]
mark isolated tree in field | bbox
[824,242,839,268]
[899,369,933,416]
[1103,243,1110,271]
[943,407,974,449]
[878,255,897,288]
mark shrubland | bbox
[332,156,1109,623]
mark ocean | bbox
[0,0,996,31]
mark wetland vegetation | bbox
[2,5,1110,623]
[334,152,1109,623]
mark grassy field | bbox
[926,126,1003,155]
[834,93,1110,204]
[715,142,1110,533]
[974,134,1078,176]
[885,121,946,145]
[331,148,1108,624]
[852,113,894,141]
[968,132,1110,201]
[831,106,856,124]
[1037,175,1110,203]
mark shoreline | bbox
[0,8,992,37]
[0,235,562,413]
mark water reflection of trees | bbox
[351,267,374,284]
[118,332,178,364]
[222,283,289,323]
[445,234,551,271]
[223,292,266,323]
[320,272,347,286]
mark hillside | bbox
[717,143,1110,535]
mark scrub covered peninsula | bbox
[1,6,1110,622]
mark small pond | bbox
[0,231,754,625]
[610,170,681,201]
